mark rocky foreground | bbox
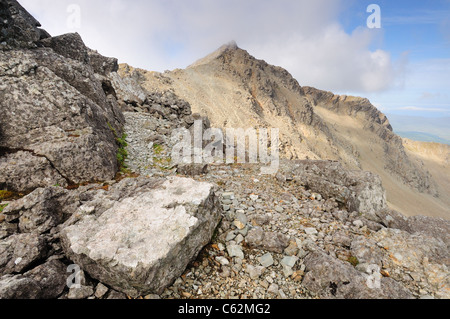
[121,111,449,299]
[0,0,449,299]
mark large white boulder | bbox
[60,176,222,297]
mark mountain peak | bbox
[224,40,238,50]
[187,41,240,69]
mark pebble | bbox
[227,244,244,259]
[236,211,248,224]
[246,265,264,280]
[353,220,364,228]
[225,232,236,242]
[235,234,244,244]
[267,283,279,295]
[233,220,246,230]
[68,286,94,299]
[216,256,230,266]
[259,253,274,268]
[274,205,284,213]
[280,256,298,268]
[94,283,109,299]
[304,227,318,235]
[222,192,235,200]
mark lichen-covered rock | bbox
[0,274,41,299]
[289,160,386,214]
[0,48,124,192]
[0,232,47,275]
[60,176,222,297]
[303,250,413,299]
[23,259,67,299]
[2,186,72,234]
[109,70,148,106]
[245,226,290,253]
[39,32,90,64]
[0,0,50,50]
[349,226,450,299]
[371,228,449,298]
[0,151,68,192]
[376,210,450,247]
[0,1,124,193]
[0,259,67,299]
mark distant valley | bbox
[386,114,450,145]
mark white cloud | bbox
[248,25,399,93]
[19,0,402,93]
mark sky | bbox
[19,0,450,119]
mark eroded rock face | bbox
[2,186,72,234]
[287,160,386,214]
[60,177,222,297]
[0,0,50,49]
[0,1,124,193]
[0,47,125,192]
[0,259,67,299]
[0,232,47,275]
[303,250,413,299]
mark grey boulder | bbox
[290,160,386,214]
[303,250,413,299]
[0,259,67,299]
[60,176,222,297]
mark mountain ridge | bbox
[119,42,449,219]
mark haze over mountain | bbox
[119,42,450,219]
[386,113,450,144]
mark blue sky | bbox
[20,0,450,119]
[339,0,450,118]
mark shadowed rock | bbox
[0,2,124,193]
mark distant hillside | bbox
[397,131,450,145]
[387,114,450,143]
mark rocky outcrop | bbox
[283,160,386,214]
[0,1,124,193]
[303,250,414,299]
[0,259,67,299]
[302,86,437,196]
[302,86,393,132]
[60,176,222,297]
[1,175,222,298]
[0,0,50,49]
[348,227,449,299]
[0,232,47,275]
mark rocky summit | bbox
[0,0,449,300]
